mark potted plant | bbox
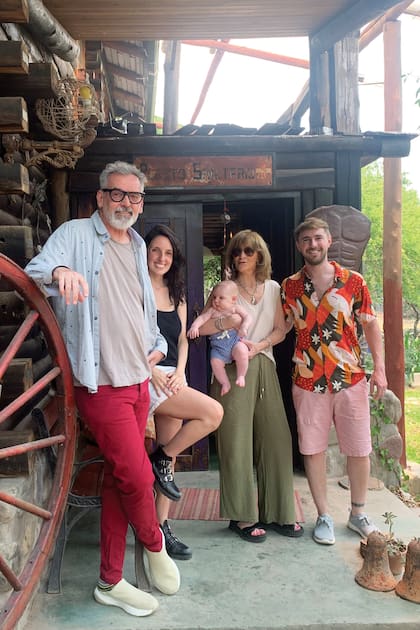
[359,511,407,576]
[382,511,407,575]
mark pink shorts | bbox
[292,378,372,457]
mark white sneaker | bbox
[313,514,335,545]
[93,578,158,617]
[144,528,181,594]
[347,513,378,538]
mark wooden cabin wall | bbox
[0,19,75,439]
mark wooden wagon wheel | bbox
[0,254,76,630]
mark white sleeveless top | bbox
[237,279,280,365]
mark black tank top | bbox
[158,310,181,368]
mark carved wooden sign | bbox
[134,155,273,188]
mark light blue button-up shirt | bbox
[25,210,167,393]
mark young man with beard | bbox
[281,217,387,546]
[25,161,180,617]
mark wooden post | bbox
[309,41,331,134]
[383,19,406,466]
[163,41,180,135]
[50,169,69,228]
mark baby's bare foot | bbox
[220,382,231,396]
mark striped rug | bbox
[168,488,304,522]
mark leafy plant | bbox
[404,331,420,386]
[382,511,407,556]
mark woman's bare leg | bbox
[156,386,223,458]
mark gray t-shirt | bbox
[98,238,149,386]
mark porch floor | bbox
[22,471,419,630]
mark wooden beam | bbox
[163,41,181,135]
[0,163,30,195]
[182,40,309,69]
[112,87,144,107]
[102,41,147,58]
[0,97,28,133]
[104,61,145,83]
[311,0,409,54]
[382,19,406,467]
[190,40,229,124]
[309,45,331,133]
[0,63,59,99]
[360,1,413,49]
[26,0,79,63]
[280,1,409,129]
[0,0,28,23]
[0,430,34,475]
[332,32,360,134]
[0,225,33,267]
[0,41,29,75]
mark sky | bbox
[155,14,420,194]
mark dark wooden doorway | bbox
[202,194,303,469]
[137,201,210,471]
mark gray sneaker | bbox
[347,513,378,538]
[313,514,335,545]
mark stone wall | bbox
[326,389,403,488]
[0,453,51,607]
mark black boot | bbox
[162,520,192,560]
[150,446,181,501]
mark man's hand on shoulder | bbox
[52,266,89,305]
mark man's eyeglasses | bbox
[231,246,255,258]
[102,188,145,204]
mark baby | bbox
[187,280,252,395]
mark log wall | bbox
[0,20,74,446]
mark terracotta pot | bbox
[360,539,406,576]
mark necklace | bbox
[237,280,259,305]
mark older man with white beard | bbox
[25,161,180,617]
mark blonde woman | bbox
[198,230,303,542]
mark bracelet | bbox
[215,316,225,332]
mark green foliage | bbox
[362,161,420,334]
[203,256,221,303]
[382,511,397,538]
[405,388,420,465]
[404,332,420,385]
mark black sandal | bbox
[228,520,267,543]
[262,522,304,538]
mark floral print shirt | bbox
[281,261,376,394]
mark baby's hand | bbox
[187,325,199,339]
[238,326,248,338]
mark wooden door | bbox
[137,202,210,471]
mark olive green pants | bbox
[212,354,296,524]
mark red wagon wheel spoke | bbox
[0,310,40,379]
[0,367,62,424]
[0,254,76,630]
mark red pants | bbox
[75,382,162,584]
